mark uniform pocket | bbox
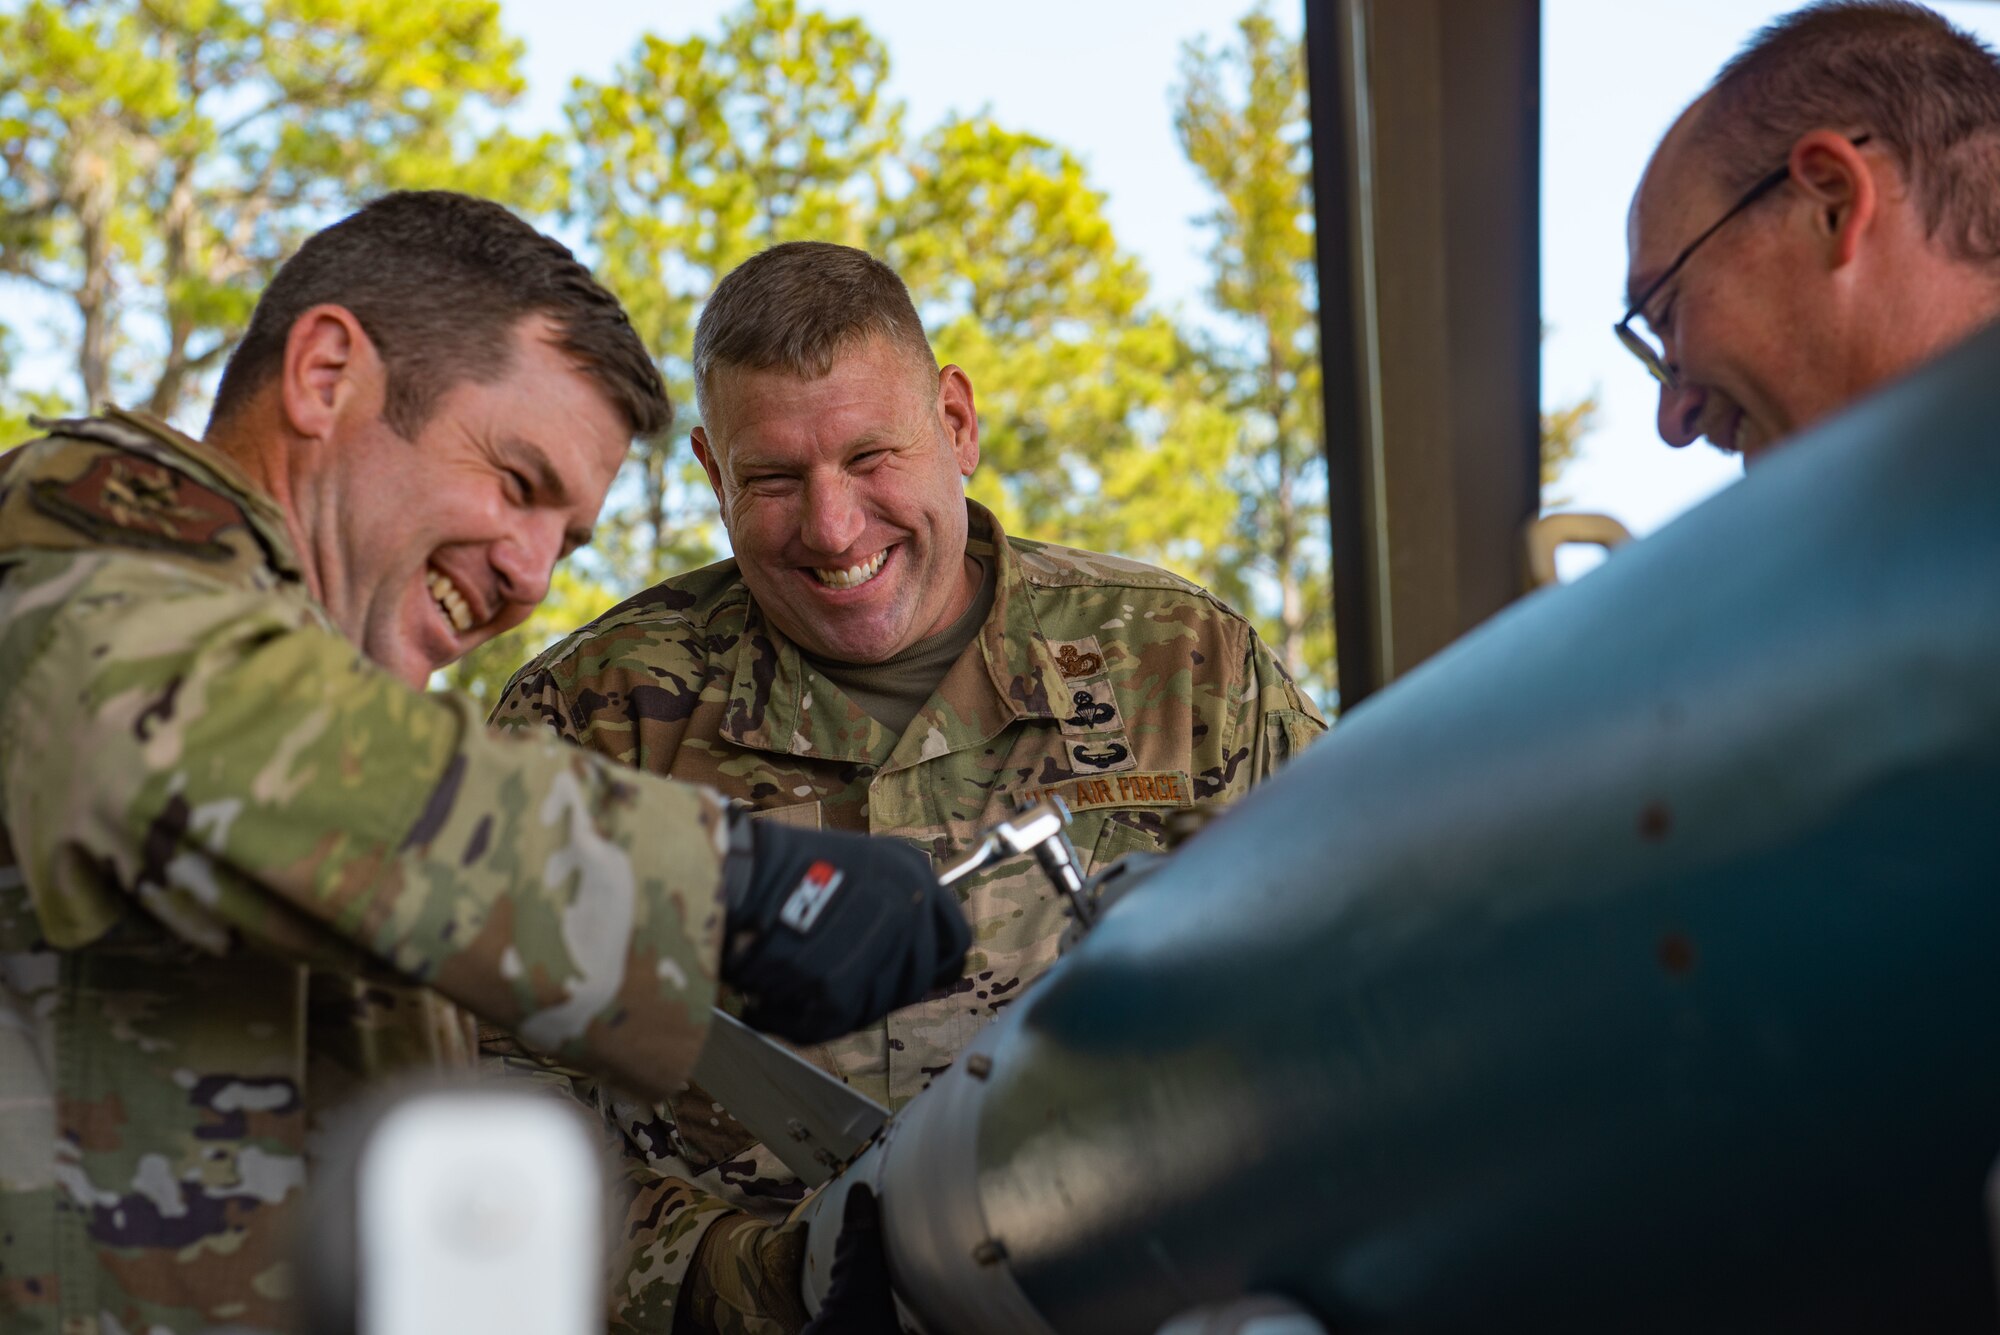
[1084,810,1168,877]
[1265,708,1323,768]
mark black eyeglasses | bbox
[1615,134,1873,388]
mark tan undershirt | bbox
[803,555,997,739]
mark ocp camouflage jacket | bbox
[490,501,1327,1327]
[0,412,732,1335]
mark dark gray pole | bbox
[1306,0,1543,710]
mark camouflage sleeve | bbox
[490,632,775,1330]
[0,552,725,1102]
[487,611,711,775]
[616,1172,801,1335]
[666,1207,808,1335]
[490,651,589,747]
[1231,623,1330,795]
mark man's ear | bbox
[280,304,377,441]
[1789,130,1878,268]
[690,425,728,507]
[938,364,980,479]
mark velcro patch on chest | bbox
[1067,734,1138,773]
[1021,770,1195,812]
[30,453,246,559]
[748,799,823,831]
[1058,678,1126,736]
[1048,635,1108,681]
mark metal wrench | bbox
[693,795,1096,1186]
[936,794,1093,927]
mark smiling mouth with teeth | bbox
[426,567,475,632]
[814,548,888,590]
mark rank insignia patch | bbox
[31,455,247,560]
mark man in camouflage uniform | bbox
[0,196,965,1335]
[492,241,1327,1332]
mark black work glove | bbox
[721,817,970,1044]
[802,1186,898,1335]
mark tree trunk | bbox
[146,164,198,419]
[70,139,116,411]
[644,443,668,580]
[1265,328,1304,677]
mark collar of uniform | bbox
[714,500,1069,764]
[964,500,1069,726]
[715,587,898,762]
[101,406,306,580]
[869,500,1071,772]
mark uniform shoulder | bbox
[1010,534,1249,619]
[514,558,752,681]
[0,414,276,579]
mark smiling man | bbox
[492,240,1326,1332]
[1620,0,2000,464]
[0,195,967,1335]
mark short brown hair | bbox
[691,241,936,424]
[210,191,670,439]
[1692,1,2000,262]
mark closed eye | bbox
[1644,296,1677,343]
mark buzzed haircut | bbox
[1694,1,2000,263]
[691,241,937,425]
[209,190,671,440]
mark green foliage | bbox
[1540,387,1599,506]
[1173,6,1591,696]
[0,321,71,450]
[0,390,69,452]
[1174,3,1330,689]
[1,0,1592,718]
[888,117,1228,588]
[566,0,902,586]
[0,0,558,422]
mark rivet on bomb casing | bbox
[964,1054,993,1080]
[972,1238,1008,1265]
[786,1119,812,1143]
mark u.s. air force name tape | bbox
[1018,770,1195,812]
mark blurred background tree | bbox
[0,320,65,449]
[0,0,560,424]
[1,0,1590,708]
[887,115,1236,601]
[1175,2,1326,681]
[566,0,900,588]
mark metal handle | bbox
[935,795,1093,926]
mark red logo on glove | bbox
[780,860,846,933]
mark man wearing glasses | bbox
[1621,0,2000,464]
